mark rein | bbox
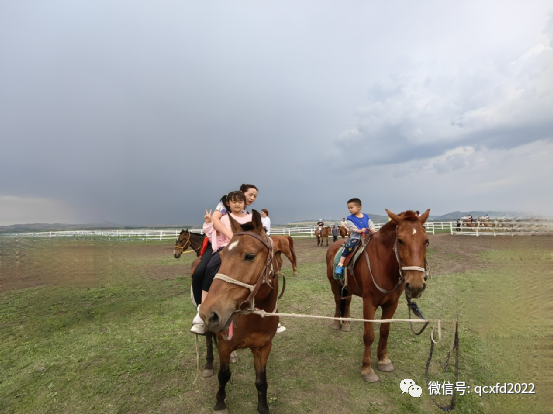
[214,231,283,311]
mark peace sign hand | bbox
[204,209,213,224]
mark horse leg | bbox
[326,235,329,247]
[274,252,283,275]
[252,342,272,414]
[329,280,343,330]
[213,345,232,414]
[376,302,399,372]
[282,249,297,276]
[361,302,379,382]
[340,289,352,332]
[203,331,214,378]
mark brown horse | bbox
[315,226,331,246]
[200,210,279,414]
[326,209,430,383]
[271,235,298,276]
[339,226,349,238]
[173,229,205,258]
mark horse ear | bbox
[227,214,243,234]
[386,209,401,224]
[251,209,264,234]
[419,209,430,224]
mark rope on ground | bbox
[193,334,200,385]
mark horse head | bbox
[200,210,274,338]
[174,229,191,258]
[385,209,430,300]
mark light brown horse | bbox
[339,226,349,238]
[315,226,331,246]
[200,210,279,414]
[271,235,298,276]
[326,209,430,382]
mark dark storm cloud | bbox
[1,1,552,225]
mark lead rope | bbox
[425,320,459,411]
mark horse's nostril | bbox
[208,311,220,325]
[405,283,410,290]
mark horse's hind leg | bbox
[213,346,232,414]
[283,249,297,275]
[340,290,352,332]
[203,332,214,378]
[376,302,399,372]
[329,280,343,330]
[252,342,272,414]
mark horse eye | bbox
[398,239,403,244]
[244,253,256,261]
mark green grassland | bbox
[0,236,551,413]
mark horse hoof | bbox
[331,322,341,330]
[377,363,394,372]
[362,372,380,383]
[213,409,229,414]
[293,272,298,277]
[341,324,351,332]
[202,368,214,378]
[230,351,238,364]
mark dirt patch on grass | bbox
[2,235,552,292]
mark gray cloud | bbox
[1,1,552,225]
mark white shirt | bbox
[261,216,271,235]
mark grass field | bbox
[1,235,551,413]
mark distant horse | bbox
[271,235,298,276]
[174,229,205,258]
[326,209,430,382]
[339,226,349,238]
[315,226,331,246]
[200,210,280,414]
[174,229,207,273]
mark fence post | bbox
[160,231,163,241]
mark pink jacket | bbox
[203,213,252,251]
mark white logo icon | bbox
[400,379,423,398]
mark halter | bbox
[364,226,430,295]
[174,231,202,253]
[213,231,276,310]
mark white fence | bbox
[450,220,553,236]
[4,221,550,240]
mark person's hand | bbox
[204,209,213,224]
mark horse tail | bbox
[286,235,297,266]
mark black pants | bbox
[333,236,338,242]
[191,243,213,305]
[203,249,223,292]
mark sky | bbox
[1,1,552,226]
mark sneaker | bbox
[192,305,203,325]
[276,323,286,334]
[190,323,207,335]
[335,265,343,275]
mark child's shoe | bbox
[276,323,286,334]
[335,265,344,275]
[191,305,206,334]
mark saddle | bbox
[333,235,371,284]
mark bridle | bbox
[364,226,430,295]
[214,231,281,311]
[174,231,202,254]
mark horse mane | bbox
[377,210,419,236]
